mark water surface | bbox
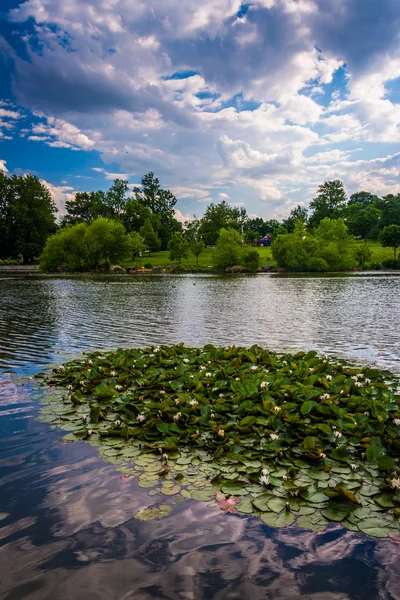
[1,273,400,600]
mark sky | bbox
[1,0,400,222]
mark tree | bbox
[243,249,260,271]
[346,204,381,241]
[282,205,308,233]
[191,240,205,265]
[0,173,57,262]
[123,199,156,233]
[168,232,190,264]
[213,228,243,270]
[140,219,161,256]
[130,231,146,269]
[309,180,347,227]
[379,225,400,260]
[348,191,380,207]
[133,172,177,249]
[62,190,107,225]
[379,194,400,228]
[39,218,131,271]
[314,218,356,271]
[199,201,247,246]
[104,179,128,217]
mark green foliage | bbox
[140,219,161,255]
[191,239,205,265]
[245,217,281,238]
[213,227,244,270]
[168,232,190,263]
[0,173,57,262]
[41,344,400,538]
[346,204,381,241]
[355,244,373,266]
[380,224,400,260]
[272,219,356,272]
[243,249,260,271]
[309,180,347,227]
[282,205,308,233]
[379,195,400,228]
[133,172,178,249]
[63,179,129,225]
[199,201,247,246]
[39,218,131,271]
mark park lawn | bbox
[354,240,394,263]
[122,245,276,271]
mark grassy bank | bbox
[122,246,276,271]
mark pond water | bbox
[1,272,400,600]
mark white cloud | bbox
[218,192,230,200]
[0,159,8,172]
[41,180,75,215]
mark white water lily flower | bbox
[115,385,123,391]
[274,406,281,412]
[355,381,362,388]
[208,361,211,364]
[334,431,343,439]
[309,368,314,372]
[58,365,65,371]
[264,369,269,374]
[365,378,371,385]
[262,468,269,476]
[67,385,73,391]
[251,366,258,371]
[82,415,88,423]
[260,382,267,388]
[218,429,224,437]
[190,399,198,407]
[87,359,93,365]
[282,475,288,481]
[391,478,400,489]
[350,464,358,471]
[199,366,206,371]
[325,374,332,381]
[320,393,330,401]
[206,373,212,377]
[358,373,364,378]
[183,358,189,363]
[219,393,224,398]
[270,433,279,441]
[80,380,85,386]
[160,390,166,394]
[212,387,218,392]
[235,377,240,381]
[87,430,93,436]
[157,411,162,418]
[210,412,215,418]
[173,412,181,422]
[364,411,369,416]
[174,399,180,405]
[137,414,145,423]
[259,474,270,487]
[149,353,155,358]
[110,371,117,376]
[320,453,326,459]
[393,418,400,426]
[97,356,104,360]
[143,364,148,368]
[115,420,121,426]
[162,453,168,461]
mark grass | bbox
[122,246,276,271]
[120,241,394,272]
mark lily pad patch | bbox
[38,343,400,536]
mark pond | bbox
[1,272,400,600]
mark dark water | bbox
[1,273,400,600]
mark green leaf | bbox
[261,511,295,528]
[301,401,317,415]
[378,455,396,472]
[357,518,390,538]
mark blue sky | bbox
[1,0,400,221]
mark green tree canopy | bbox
[379,194,400,228]
[133,172,177,249]
[199,201,247,246]
[0,173,57,262]
[62,190,107,225]
[309,180,347,227]
[39,217,131,271]
[346,204,381,241]
[213,227,244,270]
[168,231,190,263]
[348,191,380,207]
[379,224,400,260]
[139,219,161,255]
[282,205,308,233]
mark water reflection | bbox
[1,273,400,599]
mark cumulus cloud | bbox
[1,0,400,218]
[0,159,8,172]
[41,180,75,215]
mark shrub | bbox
[213,228,243,270]
[144,263,153,269]
[242,250,260,271]
[381,258,400,269]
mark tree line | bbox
[1,172,400,271]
